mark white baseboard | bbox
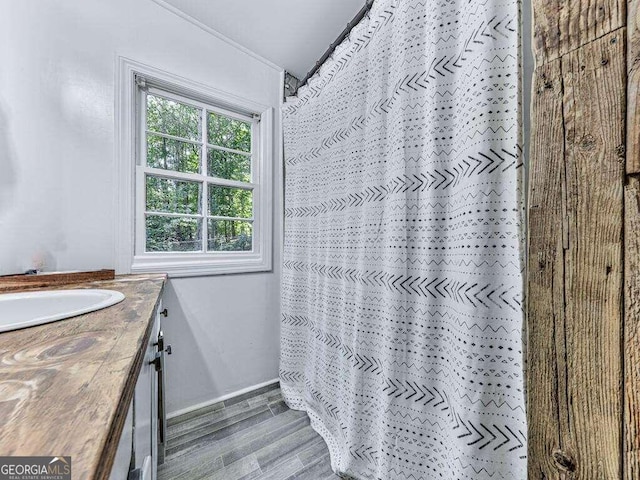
[167,378,280,420]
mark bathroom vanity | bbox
[0,274,166,480]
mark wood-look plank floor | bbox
[160,383,343,480]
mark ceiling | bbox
[159,0,366,79]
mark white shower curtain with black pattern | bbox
[280,0,526,478]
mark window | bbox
[116,59,273,277]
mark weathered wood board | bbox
[628,0,640,173]
[624,175,640,478]
[533,0,625,65]
[528,30,626,479]
[0,269,116,292]
[527,57,565,480]
[560,30,625,479]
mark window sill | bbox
[131,254,271,277]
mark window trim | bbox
[115,57,273,277]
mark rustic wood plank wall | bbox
[625,1,640,477]
[528,58,566,477]
[532,0,625,64]
[628,0,640,174]
[528,0,638,477]
[625,176,640,478]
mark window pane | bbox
[147,135,200,173]
[208,186,252,218]
[146,176,201,214]
[208,220,252,251]
[207,148,251,182]
[146,216,202,252]
[147,94,201,141]
[207,112,251,152]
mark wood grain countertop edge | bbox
[94,279,166,480]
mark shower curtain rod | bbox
[293,0,375,95]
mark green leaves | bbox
[146,176,201,214]
[147,95,201,141]
[208,186,252,218]
[144,93,254,253]
[146,216,202,252]
[147,135,200,174]
[207,148,251,182]
[208,220,252,251]
[207,112,251,152]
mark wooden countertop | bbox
[0,274,166,480]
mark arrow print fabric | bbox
[280,0,526,478]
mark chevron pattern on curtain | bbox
[280,0,526,478]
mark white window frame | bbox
[115,57,273,277]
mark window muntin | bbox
[137,87,259,257]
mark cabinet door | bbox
[109,403,133,480]
[151,304,160,480]
[134,301,161,480]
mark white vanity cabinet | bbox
[133,300,162,480]
[110,405,134,480]
[110,301,166,480]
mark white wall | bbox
[0,0,282,413]
[159,0,365,78]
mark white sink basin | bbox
[0,289,125,333]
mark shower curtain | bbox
[280,0,526,478]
